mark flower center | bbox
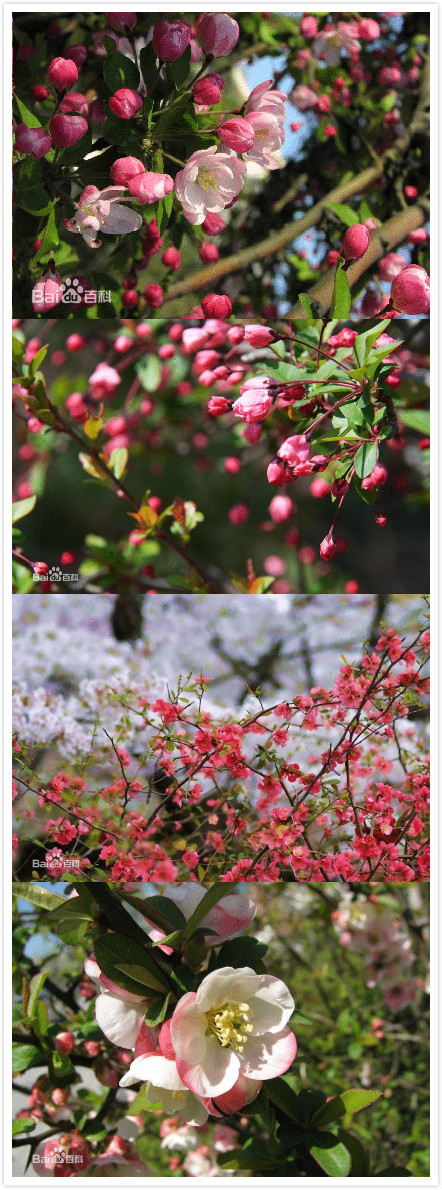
[198,168,217,191]
[206,1001,253,1051]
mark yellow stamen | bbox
[206,1001,253,1052]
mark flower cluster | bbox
[332,894,423,1012]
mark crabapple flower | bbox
[244,111,284,169]
[378,254,407,282]
[85,957,150,1049]
[170,966,297,1098]
[196,13,240,57]
[47,56,79,91]
[245,80,286,134]
[174,147,246,225]
[290,84,317,112]
[313,23,360,66]
[218,117,255,153]
[128,170,173,203]
[267,434,312,485]
[87,1136,152,1176]
[14,123,52,158]
[66,185,142,248]
[232,386,274,423]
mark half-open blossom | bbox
[88,362,121,401]
[170,966,296,1097]
[290,84,317,112]
[245,80,286,132]
[120,1020,210,1125]
[174,147,246,225]
[87,1136,152,1176]
[313,22,360,66]
[243,111,284,169]
[267,434,311,485]
[84,957,149,1049]
[128,170,174,203]
[147,884,256,947]
[232,386,274,423]
[66,185,142,248]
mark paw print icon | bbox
[49,566,63,581]
[61,277,83,304]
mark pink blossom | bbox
[152,884,256,946]
[196,13,240,57]
[174,147,246,225]
[128,170,173,203]
[88,1135,152,1175]
[313,23,360,65]
[244,111,284,169]
[88,362,121,401]
[269,494,293,523]
[245,80,286,133]
[290,84,317,112]
[170,966,296,1097]
[14,123,52,158]
[121,1020,210,1125]
[232,386,273,423]
[66,184,142,248]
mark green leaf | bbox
[337,1129,370,1176]
[139,43,159,96]
[14,158,51,215]
[298,293,315,317]
[266,1077,301,1121]
[32,208,59,265]
[312,1089,382,1127]
[108,447,128,479]
[29,344,48,377]
[354,440,378,479]
[27,971,49,1020]
[315,358,341,382]
[15,95,42,129]
[181,884,239,941]
[12,1117,36,1136]
[167,45,192,89]
[330,265,352,318]
[48,892,95,943]
[12,883,65,910]
[12,334,25,366]
[113,962,169,994]
[308,1132,352,1177]
[296,1089,327,1124]
[136,354,161,392]
[144,993,172,1026]
[33,1000,49,1038]
[399,408,430,436]
[354,320,392,365]
[213,936,268,969]
[12,1043,43,1074]
[128,1084,163,1114]
[103,51,140,92]
[328,202,359,227]
[122,894,187,934]
[94,934,171,995]
[11,497,37,524]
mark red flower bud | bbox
[109,88,143,119]
[193,78,222,106]
[144,283,164,309]
[152,19,191,61]
[196,13,240,57]
[54,1031,75,1056]
[341,223,371,261]
[199,242,219,263]
[59,92,89,116]
[63,45,87,68]
[391,264,430,315]
[110,156,145,185]
[218,117,255,152]
[49,113,88,147]
[47,56,78,91]
[162,246,181,270]
[201,293,232,318]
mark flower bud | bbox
[201,293,232,318]
[202,212,226,235]
[106,12,137,33]
[162,246,181,270]
[109,88,143,119]
[378,252,407,282]
[196,13,240,57]
[54,1031,75,1056]
[49,113,88,147]
[228,502,249,525]
[14,124,52,158]
[319,531,338,561]
[218,117,255,151]
[32,274,63,312]
[341,223,371,261]
[193,77,222,106]
[269,494,293,523]
[232,388,273,422]
[110,156,144,185]
[63,45,88,69]
[199,242,219,262]
[358,18,380,39]
[391,264,430,314]
[31,84,51,100]
[300,15,317,37]
[59,92,89,116]
[128,170,173,202]
[47,56,78,91]
[144,283,164,308]
[207,395,231,415]
[244,325,275,347]
[152,19,191,61]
